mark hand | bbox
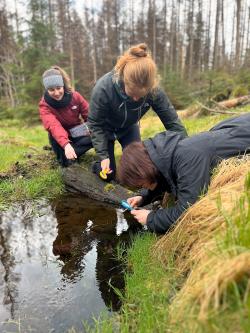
[101,158,112,173]
[127,196,143,208]
[64,143,77,159]
[131,209,151,225]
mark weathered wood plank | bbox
[62,164,132,205]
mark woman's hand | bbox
[101,158,112,173]
[127,196,143,208]
[131,209,151,225]
[64,143,77,159]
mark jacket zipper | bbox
[119,96,147,128]
[120,101,127,128]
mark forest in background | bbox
[0,0,250,122]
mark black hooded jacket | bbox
[141,113,250,233]
[88,72,187,160]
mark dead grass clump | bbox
[170,251,250,321]
[152,157,250,323]
[210,157,250,190]
[154,157,250,272]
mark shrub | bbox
[161,69,194,109]
[232,85,249,97]
[4,104,39,124]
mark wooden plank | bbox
[62,164,132,205]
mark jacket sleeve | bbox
[151,89,187,137]
[146,150,211,233]
[76,92,89,122]
[139,182,167,206]
[39,102,69,148]
[88,86,110,160]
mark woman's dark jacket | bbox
[88,72,187,160]
[141,113,250,234]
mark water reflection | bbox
[0,195,140,333]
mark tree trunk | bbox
[188,0,194,79]
[178,95,250,119]
[217,95,250,108]
[230,6,236,65]
[204,0,212,70]
[130,0,135,45]
[247,7,250,51]
[213,0,220,69]
[152,0,156,60]
[162,0,168,80]
[221,0,226,66]
[235,0,242,67]
[240,1,247,61]
[181,0,188,77]
[66,1,75,89]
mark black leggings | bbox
[49,134,93,167]
[94,124,141,177]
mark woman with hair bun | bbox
[39,66,92,167]
[88,43,187,181]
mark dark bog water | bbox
[0,194,140,333]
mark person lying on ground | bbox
[39,66,92,167]
[117,113,250,234]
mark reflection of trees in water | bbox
[0,201,57,321]
[0,207,22,319]
[51,195,139,310]
[95,213,141,311]
[53,232,93,281]
[95,237,126,311]
[53,228,127,310]
[51,198,96,281]
[0,195,141,323]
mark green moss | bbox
[104,183,115,192]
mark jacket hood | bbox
[144,131,185,195]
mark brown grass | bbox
[153,157,250,323]
[176,252,250,319]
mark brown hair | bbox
[114,43,159,93]
[51,65,73,92]
[117,141,159,189]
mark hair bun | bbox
[129,43,148,57]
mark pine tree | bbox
[21,0,60,104]
[0,5,18,107]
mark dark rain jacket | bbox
[88,71,187,160]
[141,113,250,234]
